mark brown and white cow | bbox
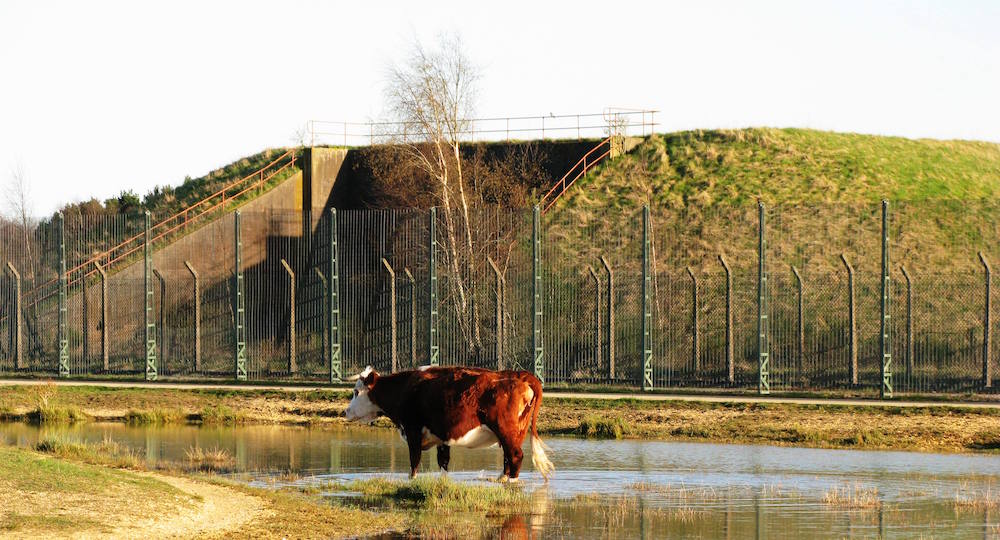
[344,365,554,482]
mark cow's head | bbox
[344,366,381,423]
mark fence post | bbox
[880,200,892,399]
[58,213,69,377]
[900,265,913,376]
[82,266,89,370]
[94,262,108,372]
[280,259,296,374]
[488,258,504,371]
[980,252,992,389]
[686,266,699,374]
[757,201,769,394]
[588,266,602,377]
[233,211,246,381]
[791,265,804,379]
[719,255,733,383]
[404,268,416,370]
[601,255,615,381]
[329,208,342,382]
[841,253,857,385]
[641,206,653,390]
[428,207,439,366]
[5,263,22,370]
[381,258,397,373]
[313,268,328,367]
[532,205,544,384]
[153,269,166,370]
[143,211,156,381]
[185,261,200,373]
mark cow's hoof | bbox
[497,474,510,483]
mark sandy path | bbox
[88,473,268,540]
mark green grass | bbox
[575,129,1000,207]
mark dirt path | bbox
[59,473,268,540]
[113,473,268,539]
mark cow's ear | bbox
[363,370,378,387]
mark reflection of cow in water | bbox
[345,365,555,482]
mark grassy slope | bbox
[573,128,1000,207]
[547,129,1000,275]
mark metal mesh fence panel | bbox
[0,202,997,397]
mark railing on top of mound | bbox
[29,148,298,305]
[306,108,658,147]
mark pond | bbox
[3,422,999,538]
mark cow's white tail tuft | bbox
[531,434,554,481]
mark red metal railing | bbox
[28,149,298,305]
[539,137,613,213]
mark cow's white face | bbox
[345,366,381,423]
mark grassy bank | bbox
[3,383,1000,453]
[545,397,1000,452]
[0,445,195,537]
[1,437,540,538]
[0,441,410,538]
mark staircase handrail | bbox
[539,137,613,213]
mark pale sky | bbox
[1,0,998,216]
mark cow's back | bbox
[395,367,539,442]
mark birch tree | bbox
[383,33,484,351]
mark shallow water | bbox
[3,422,999,538]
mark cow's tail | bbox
[528,381,555,481]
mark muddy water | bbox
[3,422,999,538]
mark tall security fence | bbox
[1,201,998,397]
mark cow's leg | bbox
[498,441,512,482]
[496,434,524,482]
[494,423,527,481]
[436,444,451,472]
[404,426,423,478]
[507,442,525,480]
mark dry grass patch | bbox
[822,483,881,508]
[184,445,235,472]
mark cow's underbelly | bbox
[446,425,499,449]
[399,425,499,450]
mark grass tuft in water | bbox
[27,406,87,424]
[578,414,628,439]
[346,476,530,512]
[822,483,880,508]
[34,435,144,470]
[184,446,234,472]
[953,484,1000,511]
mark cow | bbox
[344,365,555,482]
